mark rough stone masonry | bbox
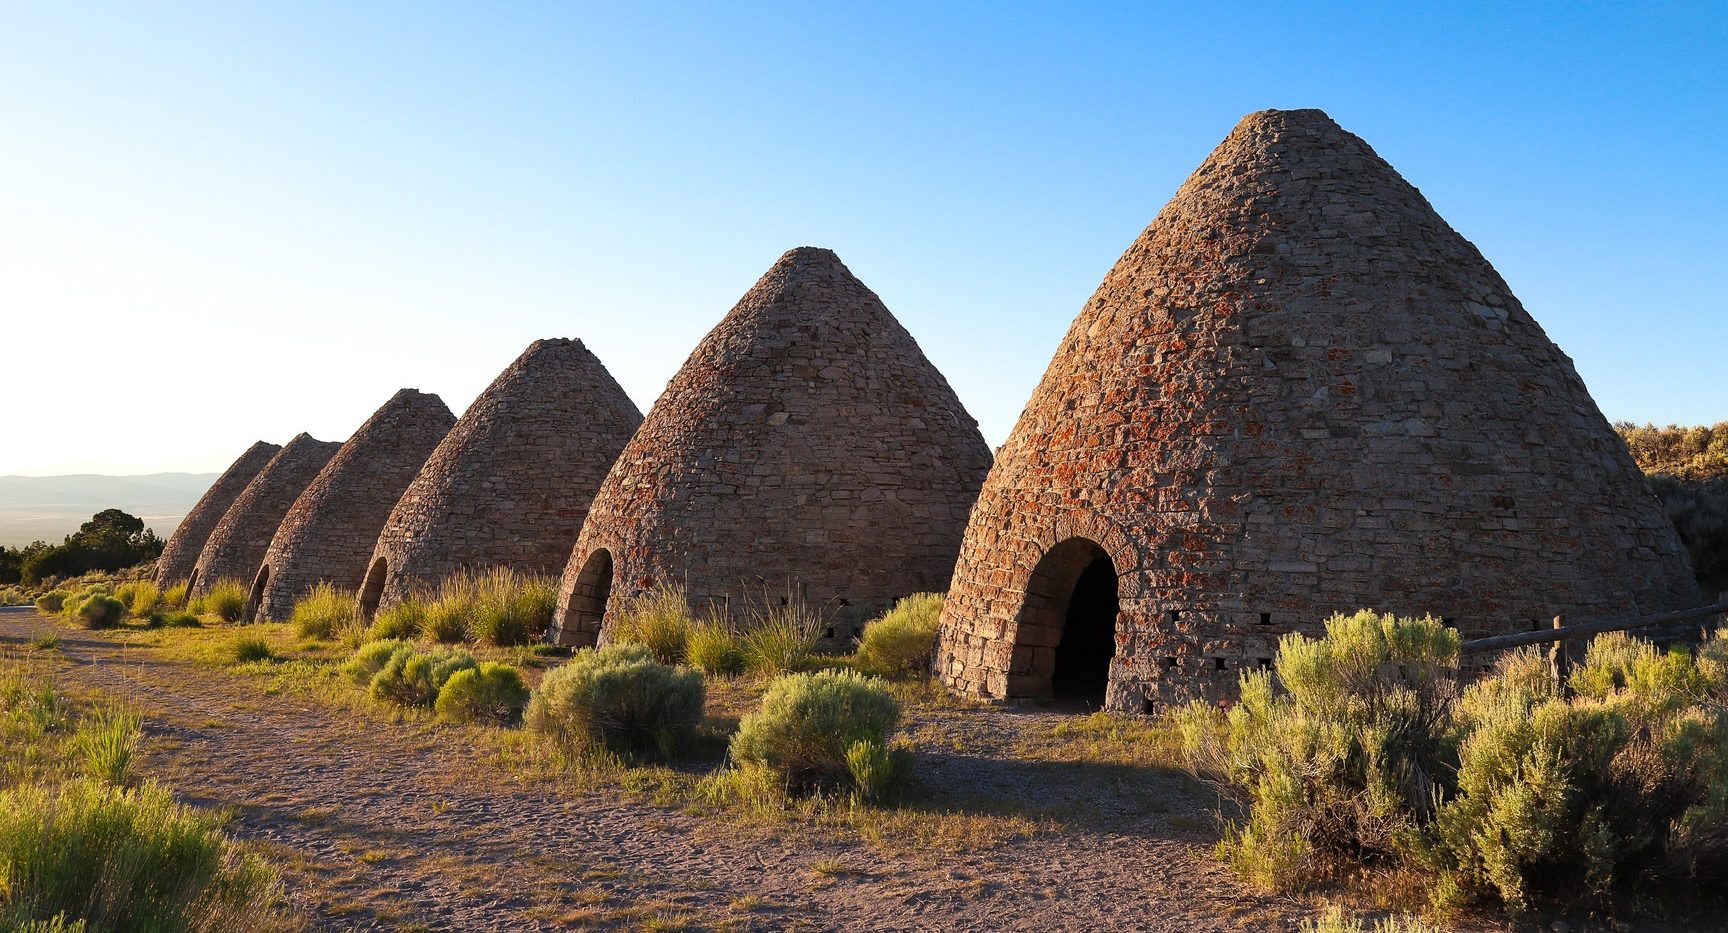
[249,389,455,622]
[187,433,343,598]
[934,108,1700,712]
[154,440,280,590]
[552,247,993,647]
[359,339,642,616]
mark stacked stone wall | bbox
[935,109,1700,711]
[154,441,280,589]
[553,247,993,647]
[251,389,454,621]
[189,433,341,597]
[362,339,642,613]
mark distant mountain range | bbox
[0,473,218,548]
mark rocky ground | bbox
[0,605,1340,931]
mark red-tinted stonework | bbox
[552,247,993,647]
[934,109,1700,711]
[249,389,455,622]
[360,339,642,616]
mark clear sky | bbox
[2,2,1722,476]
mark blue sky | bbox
[2,2,1722,475]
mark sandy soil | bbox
[0,605,1324,931]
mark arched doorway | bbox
[358,558,388,620]
[185,569,200,602]
[244,565,269,623]
[560,549,614,646]
[1014,537,1120,705]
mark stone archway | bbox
[1011,537,1121,704]
[358,557,388,620]
[560,548,614,646]
[244,565,269,623]
[185,569,200,602]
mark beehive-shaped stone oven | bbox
[359,339,642,616]
[552,247,993,647]
[247,389,455,622]
[934,108,1699,712]
[188,433,342,597]
[154,440,281,590]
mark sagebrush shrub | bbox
[368,645,477,708]
[1173,610,1460,890]
[435,662,530,725]
[113,582,160,617]
[289,583,355,640]
[74,596,124,631]
[340,639,409,686]
[727,670,906,799]
[525,643,704,758]
[854,593,943,677]
[34,591,67,614]
[0,778,278,931]
[608,585,695,664]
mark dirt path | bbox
[0,607,1302,931]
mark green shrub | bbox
[34,591,67,614]
[608,585,695,664]
[73,596,124,630]
[340,639,409,686]
[727,670,906,800]
[227,635,272,665]
[854,593,943,677]
[435,662,530,725]
[0,777,278,931]
[685,620,746,676]
[1425,632,1728,912]
[113,582,160,618]
[161,582,188,609]
[740,601,822,675]
[71,710,141,786]
[1300,907,1444,933]
[150,611,200,629]
[525,643,704,758]
[0,586,30,607]
[368,599,426,641]
[368,645,477,708]
[195,580,247,624]
[1173,610,1461,891]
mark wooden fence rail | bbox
[1459,599,1728,655]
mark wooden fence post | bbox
[1548,613,1570,691]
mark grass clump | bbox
[161,582,189,609]
[466,569,556,647]
[368,645,477,709]
[685,619,746,676]
[1300,907,1443,933]
[289,583,355,640]
[853,593,943,677]
[192,580,247,624]
[608,585,695,664]
[740,601,822,676]
[113,581,160,618]
[34,591,68,614]
[368,599,425,641]
[73,596,124,631]
[0,777,279,931]
[435,662,530,725]
[227,634,273,665]
[526,643,704,759]
[70,710,141,787]
[726,669,909,803]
